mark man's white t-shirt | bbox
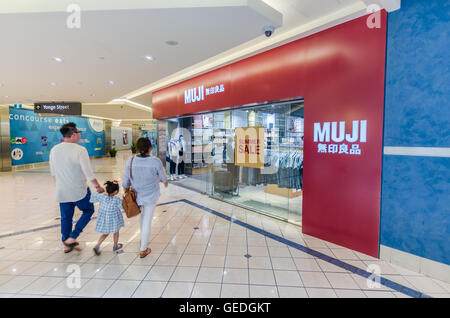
[49,142,95,203]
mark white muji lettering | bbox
[314,122,330,142]
[360,120,367,142]
[184,86,204,104]
[331,121,345,143]
[314,120,367,156]
[315,120,367,143]
[345,121,359,143]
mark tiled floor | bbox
[0,151,449,298]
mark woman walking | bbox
[122,138,168,258]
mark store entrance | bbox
[161,99,304,225]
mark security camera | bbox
[264,26,275,37]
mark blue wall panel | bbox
[384,0,450,147]
[381,0,450,265]
[381,156,450,264]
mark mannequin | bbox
[168,139,178,180]
[177,135,186,178]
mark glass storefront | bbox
[158,99,304,225]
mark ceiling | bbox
[0,0,399,121]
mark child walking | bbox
[89,181,125,255]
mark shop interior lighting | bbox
[53,57,63,62]
[145,55,154,61]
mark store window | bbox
[159,100,304,225]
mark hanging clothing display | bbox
[261,150,303,190]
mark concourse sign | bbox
[34,102,82,116]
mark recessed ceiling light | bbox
[108,80,114,85]
[166,40,178,46]
[145,55,154,61]
[50,82,56,86]
[53,57,63,62]
[90,93,96,97]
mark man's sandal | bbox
[63,241,79,248]
[139,248,151,258]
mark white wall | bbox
[111,127,132,150]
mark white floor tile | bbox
[170,266,199,282]
[225,255,248,268]
[404,276,447,294]
[191,283,221,298]
[178,254,203,267]
[197,267,224,283]
[324,272,360,289]
[18,276,63,295]
[335,289,367,298]
[268,246,291,257]
[223,268,248,284]
[73,279,115,297]
[119,265,151,281]
[132,281,167,298]
[271,257,297,270]
[145,265,175,281]
[293,258,322,271]
[299,272,332,288]
[155,253,182,266]
[103,280,140,298]
[248,256,272,270]
[163,282,194,298]
[306,288,337,298]
[249,269,276,285]
[364,290,396,298]
[316,259,348,273]
[201,255,225,268]
[278,286,308,298]
[250,285,279,298]
[0,261,37,276]
[274,270,303,287]
[0,275,40,293]
[45,278,89,297]
[78,263,105,278]
[220,284,249,298]
[248,246,269,257]
[93,264,128,279]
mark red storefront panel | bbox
[152,12,387,257]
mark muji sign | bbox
[313,120,367,155]
[184,84,226,104]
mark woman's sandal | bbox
[64,246,74,253]
[139,248,151,258]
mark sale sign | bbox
[235,126,264,168]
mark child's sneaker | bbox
[93,245,101,256]
[113,243,123,253]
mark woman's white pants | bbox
[140,203,156,252]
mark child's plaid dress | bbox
[90,193,124,234]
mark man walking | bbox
[50,122,105,253]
